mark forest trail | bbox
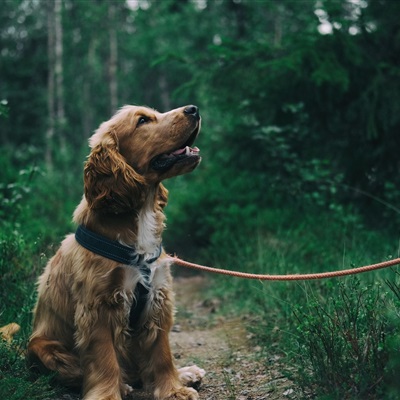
[55,276,297,400]
[131,275,298,400]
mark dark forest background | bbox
[2,0,400,246]
[1,1,400,399]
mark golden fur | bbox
[27,105,205,400]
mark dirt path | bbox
[55,276,298,400]
[160,276,297,400]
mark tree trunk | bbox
[82,38,96,139]
[46,0,55,166]
[108,3,118,114]
[158,73,171,112]
[274,6,283,47]
[54,0,66,152]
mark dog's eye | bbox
[137,116,149,126]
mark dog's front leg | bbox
[141,329,199,400]
[75,304,124,400]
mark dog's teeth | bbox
[185,146,190,155]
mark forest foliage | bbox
[2,0,400,238]
[1,0,400,399]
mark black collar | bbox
[75,224,162,266]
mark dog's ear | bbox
[84,134,145,214]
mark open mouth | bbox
[150,127,200,171]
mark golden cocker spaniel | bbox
[27,105,205,400]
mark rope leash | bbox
[168,256,400,281]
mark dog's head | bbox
[84,105,201,213]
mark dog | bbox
[27,105,205,400]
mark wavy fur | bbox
[27,105,205,400]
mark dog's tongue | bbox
[171,146,200,156]
[172,148,186,155]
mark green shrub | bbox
[384,272,400,398]
[293,278,392,399]
[0,341,58,399]
[200,204,400,399]
[0,231,38,325]
[0,148,82,400]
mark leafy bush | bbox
[294,278,392,399]
[199,203,400,399]
[0,341,57,399]
[0,231,38,325]
[0,147,82,400]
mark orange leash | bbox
[168,256,400,281]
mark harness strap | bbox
[75,225,162,327]
[129,281,150,327]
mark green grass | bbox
[293,278,395,399]
[0,149,81,400]
[0,227,62,399]
[0,341,58,399]
[202,206,400,399]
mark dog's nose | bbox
[184,105,200,119]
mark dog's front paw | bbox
[178,365,206,389]
[155,386,199,400]
[121,383,133,397]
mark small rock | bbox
[283,388,294,396]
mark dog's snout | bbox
[184,105,200,120]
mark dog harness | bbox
[75,225,162,327]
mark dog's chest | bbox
[124,258,173,331]
[136,208,161,254]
